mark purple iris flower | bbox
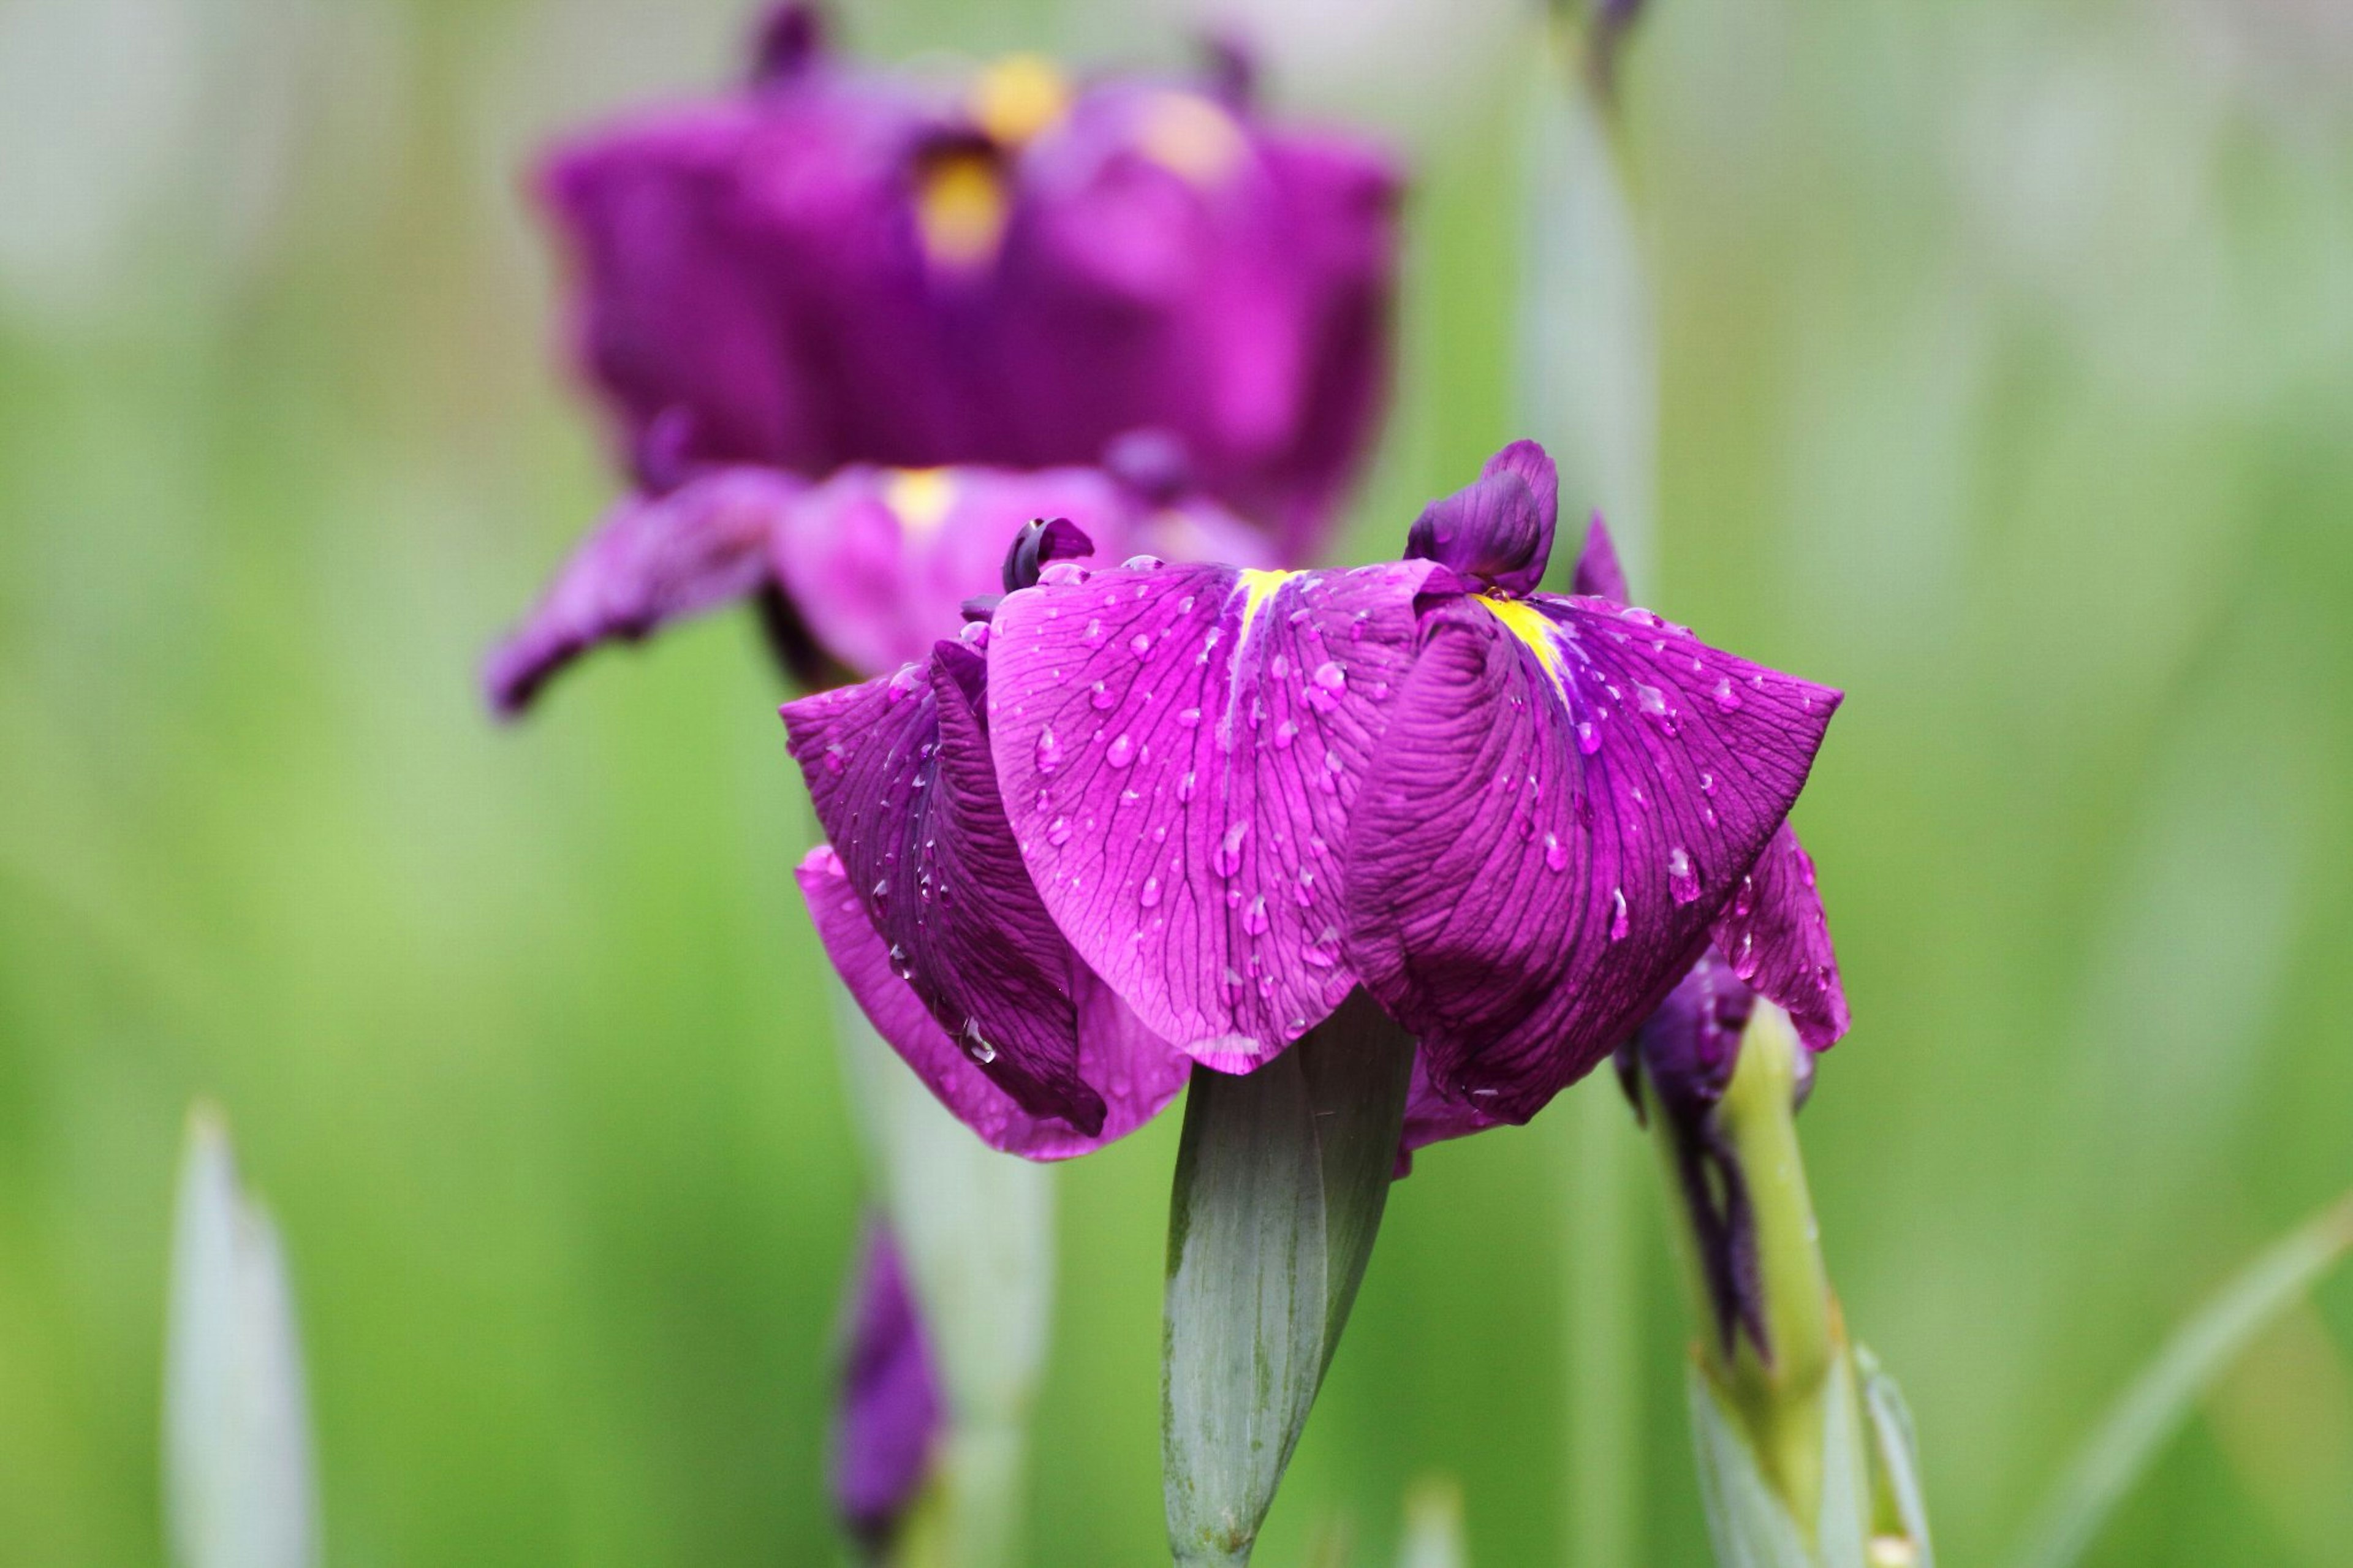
[831,1219,944,1552]
[485,459,1268,715]
[536,5,1398,556]
[784,441,1846,1160]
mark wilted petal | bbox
[784,643,1105,1131]
[1571,514,1629,605]
[1711,822,1848,1053]
[1343,594,1840,1121]
[989,560,1435,1067]
[771,464,1270,679]
[1404,439,1556,596]
[795,847,1187,1158]
[831,1219,942,1550]
[484,466,800,716]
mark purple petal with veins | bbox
[1342,592,1840,1121]
[796,847,1189,1159]
[484,465,801,717]
[1711,822,1848,1053]
[1404,439,1556,597]
[785,640,1107,1131]
[987,558,1437,1067]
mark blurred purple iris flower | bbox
[832,1219,943,1553]
[490,6,1400,718]
[485,458,1268,714]
[784,441,1847,1161]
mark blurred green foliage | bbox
[3,0,2351,1563]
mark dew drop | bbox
[1039,561,1086,587]
[1608,887,1630,942]
[1176,706,1203,728]
[1544,833,1569,873]
[887,943,914,979]
[1106,733,1137,768]
[822,743,847,775]
[1047,816,1073,846]
[960,1018,998,1064]
[1176,770,1197,803]
[1241,895,1270,936]
[1575,721,1601,755]
[1034,727,1063,773]
[1667,847,1700,904]
[1711,677,1743,713]
[1081,619,1107,648]
[1213,820,1251,877]
[1140,876,1162,909]
[1273,721,1298,751]
[1123,554,1165,571]
[1129,632,1152,656]
[1089,681,1115,710]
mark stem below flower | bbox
[1161,991,1416,1567]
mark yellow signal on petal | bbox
[1233,568,1302,644]
[914,150,1008,269]
[1477,595,1572,702]
[885,468,956,537]
[971,54,1070,147]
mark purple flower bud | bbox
[832,1221,944,1551]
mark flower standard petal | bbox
[987,559,1435,1068]
[1571,513,1631,605]
[1403,439,1557,597]
[1343,594,1841,1121]
[1712,823,1849,1056]
[484,466,802,716]
[830,1218,944,1551]
[785,640,1106,1134]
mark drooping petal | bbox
[988,559,1437,1067]
[770,464,1270,679]
[795,847,1188,1159]
[1394,1050,1506,1173]
[1403,439,1556,596]
[484,466,801,716]
[1571,514,1629,605]
[830,1219,942,1550]
[1343,593,1840,1121]
[784,640,1105,1131]
[1710,822,1849,1053]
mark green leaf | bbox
[1854,1345,1934,1568]
[1398,1476,1468,1568]
[2007,1192,2353,1568]
[1162,992,1417,1567]
[1687,1353,1873,1568]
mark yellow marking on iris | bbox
[884,468,956,537]
[1478,595,1571,702]
[971,55,1070,147]
[1135,91,1247,186]
[1233,569,1301,645]
[914,150,1008,268]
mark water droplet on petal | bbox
[1129,632,1152,656]
[1089,681,1115,710]
[1123,555,1165,571]
[1608,888,1630,942]
[1140,876,1162,909]
[1575,721,1601,754]
[1667,847,1700,904]
[1034,727,1063,773]
[1176,706,1202,728]
[823,743,847,775]
[1039,561,1087,587]
[887,943,914,979]
[1106,733,1137,768]
[1047,816,1073,846]
[1544,833,1569,873]
[1213,820,1251,877]
[1711,677,1743,712]
[1273,721,1297,750]
[960,1018,998,1064]
[1175,770,1197,803]
[1241,895,1270,936]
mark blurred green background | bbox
[4,0,2352,1562]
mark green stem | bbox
[1564,1085,1643,1567]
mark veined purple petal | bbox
[988,559,1437,1067]
[484,466,801,716]
[770,464,1271,680]
[1404,439,1556,597]
[1394,1050,1507,1173]
[784,642,1105,1132]
[1571,514,1629,605]
[830,1218,942,1549]
[795,848,1188,1159]
[1343,593,1840,1121]
[1711,822,1848,1054]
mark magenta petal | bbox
[770,464,1272,680]
[784,645,1107,1132]
[1403,439,1557,597]
[830,1218,942,1548]
[1342,594,1840,1122]
[795,848,1188,1159]
[1395,1050,1506,1172]
[1571,515,1629,605]
[988,560,1437,1067]
[1711,822,1849,1053]
[483,466,800,716]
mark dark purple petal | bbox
[1404,439,1556,596]
[830,1219,942,1548]
[988,560,1438,1067]
[750,2,825,86]
[1571,514,1629,605]
[784,641,1105,1131]
[1394,1050,1506,1173]
[795,847,1188,1158]
[1711,822,1849,1054]
[1342,594,1841,1122]
[483,466,800,716]
[770,464,1271,680]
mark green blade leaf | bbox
[1162,992,1416,1567]
[1854,1345,1934,1568]
[1687,1353,1873,1568]
[2007,1192,2353,1568]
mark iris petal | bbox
[484,466,801,716]
[1711,823,1849,1053]
[1342,594,1840,1121]
[987,559,1436,1066]
[795,849,1187,1159]
[785,642,1104,1132]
